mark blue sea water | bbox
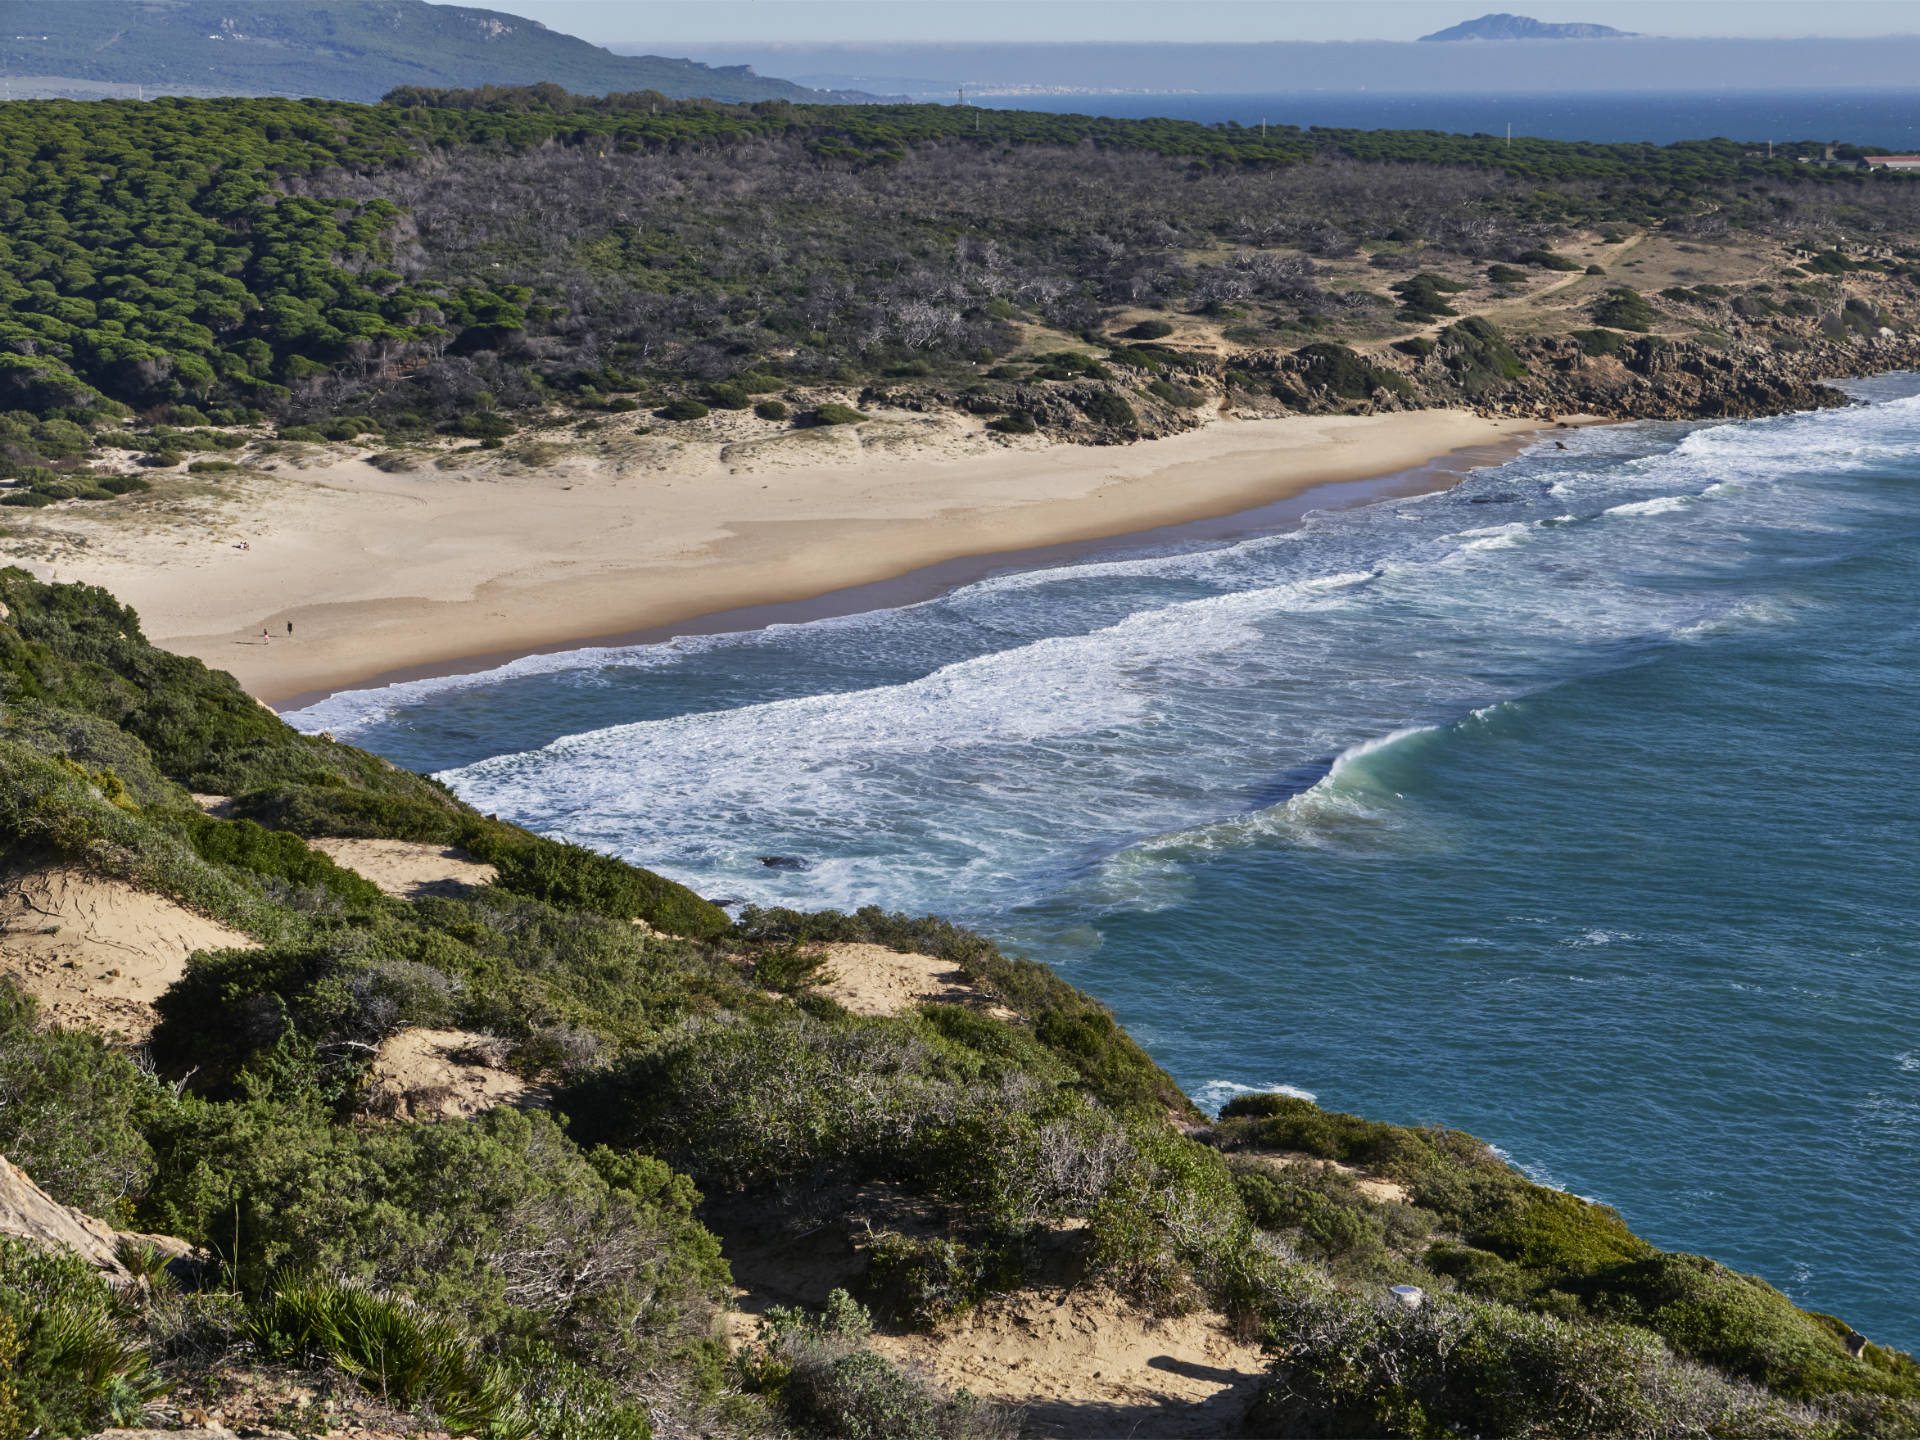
[993,90,1920,150]
[290,378,1920,1350]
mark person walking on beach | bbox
[286,621,293,638]
[261,628,270,645]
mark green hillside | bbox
[0,566,1914,1435]
[0,0,878,103]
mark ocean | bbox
[289,377,1920,1350]
[988,90,1920,151]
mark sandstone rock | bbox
[0,1152,202,1284]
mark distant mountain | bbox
[1419,13,1638,41]
[0,0,885,103]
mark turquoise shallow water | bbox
[291,376,1920,1348]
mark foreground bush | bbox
[251,1274,531,1438]
[0,1239,167,1439]
[1249,1278,1819,1439]
[744,1289,1012,1440]
[143,1101,728,1414]
[0,980,156,1218]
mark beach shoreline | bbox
[4,407,1556,709]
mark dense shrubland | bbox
[0,568,1915,1436]
[3,86,1920,476]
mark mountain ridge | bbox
[1419,11,1639,41]
[0,0,889,103]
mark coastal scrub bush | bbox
[1389,273,1468,321]
[1233,1163,1387,1263]
[1080,390,1137,427]
[1218,1095,1450,1179]
[1,700,186,807]
[404,887,710,1050]
[747,1290,1012,1440]
[470,833,728,939]
[657,399,709,421]
[813,403,868,425]
[1290,343,1373,398]
[1572,327,1628,357]
[226,783,469,843]
[250,1274,531,1434]
[1290,343,1409,404]
[1088,1127,1248,1314]
[986,413,1035,435]
[1518,248,1583,271]
[0,741,294,942]
[1486,263,1528,283]
[732,904,1188,1114]
[1392,336,1435,358]
[559,1006,1144,1232]
[754,400,789,421]
[704,383,751,410]
[1246,1280,1810,1439]
[141,1101,730,1392]
[1472,1186,1653,1278]
[443,412,512,440]
[1591,287,1657,331]
[1147,378,1204,408]
[164,813,388,910]
[1124,319,1174,339]
[1107,345,1168,372]
[1435,316,1527,398]
[0,979,157,1217]
[864,1233,1018,1329]
[0,1237,167,1439]
[1575,1253,1920,1400]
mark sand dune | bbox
[308,836,497,900]
[362,1026,543,1122]
[0,864,256,1040]
[813,942,1015,1019]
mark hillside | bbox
[0,84,1913,459]
[0,567,1914,1435]
[0,0,881,103]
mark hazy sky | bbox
[452,1,1920,46]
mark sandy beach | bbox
[2,405,1543,706]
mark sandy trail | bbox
[871,1288,1268,1438]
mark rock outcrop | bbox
[0,1152,200,1284]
